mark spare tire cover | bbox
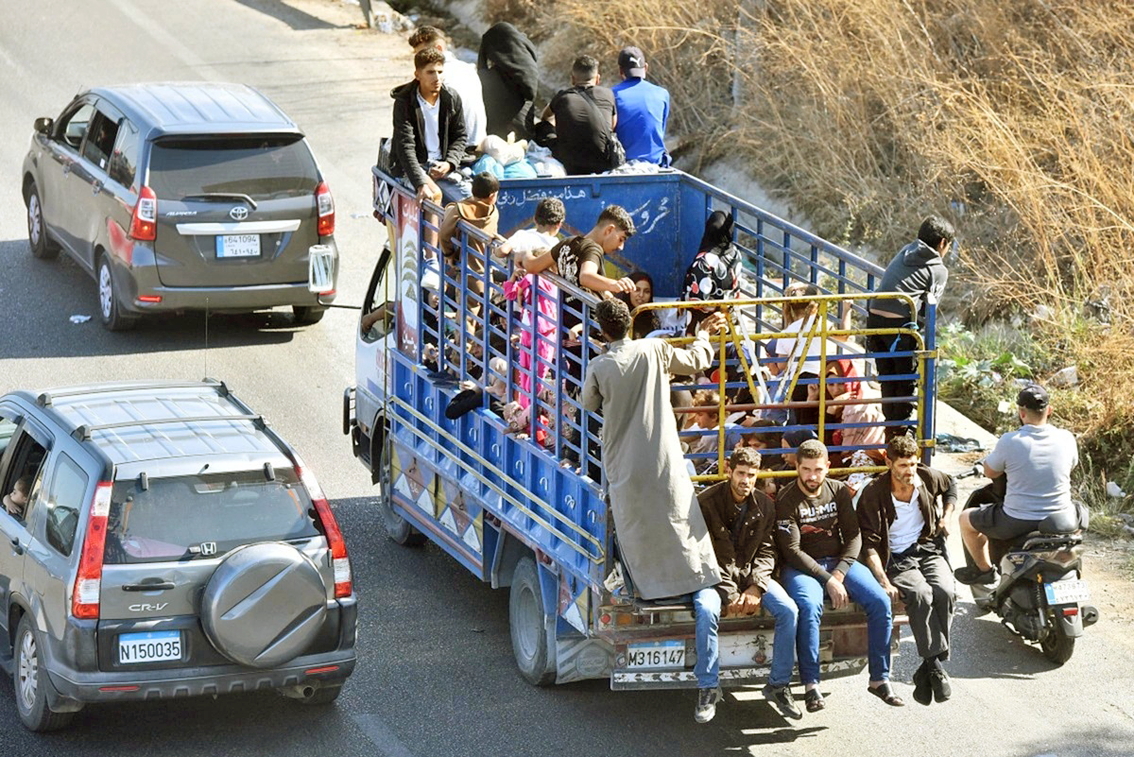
[200,542,328,668]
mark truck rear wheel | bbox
[378,435,425,546]
[509,556,557,686]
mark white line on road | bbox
[350,713,418,757]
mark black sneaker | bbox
[763,683,803,720]
[929,668,951,703]
[954,566,997,586]
[695,686,723,724]
[912,663,932,706]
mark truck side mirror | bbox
[34,117,54,136]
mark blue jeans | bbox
[783,558,892,684]
[691,581,799,689]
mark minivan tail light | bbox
[130,186,157,241]
[297,464,351,598]
[315,182,334,236]
[72,482,113,619]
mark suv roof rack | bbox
[38,379,227,407]
[72,413,264,441]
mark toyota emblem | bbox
[229,206,249,221]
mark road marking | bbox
[350,712,418,757]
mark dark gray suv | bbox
[21,83,339,330]
[0,380,356,731]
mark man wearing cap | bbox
[611,46,671,166]
[955,383,1080,585]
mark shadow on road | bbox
[947,602,1066,679]
[1,238,302,358]
[232,0,351,30]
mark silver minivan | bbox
[21,83,339,330]
[0,380,356,731]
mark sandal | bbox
[868,682,905,707]
[804,689,825,713]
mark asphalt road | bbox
[1,1,1132,755]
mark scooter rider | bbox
[955,384,1079,586]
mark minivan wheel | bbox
[14,615,74,732]
[26,182,59,260]
[97,255,136,332]
[292,305,326,325]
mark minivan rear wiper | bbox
[182,192,258,210]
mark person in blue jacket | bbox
[611,46,671,166]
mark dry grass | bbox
[482,0,1134,456]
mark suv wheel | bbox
[292,305,326,325]
[14,615,74,732]
[26,181,60,260]
[97,255,137,332]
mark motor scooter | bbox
[958,466,1100,664]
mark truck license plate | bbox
[1044,579,1090,605]
[216,234,260,258]
[118,630,182,664]
[626,640,685,669]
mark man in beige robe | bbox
[582,298,728,721]
[582,299,725,598]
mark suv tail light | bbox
[297,464,351,598]
[129,186,157,241]
[315,181,334,236]
[72,482,112,619]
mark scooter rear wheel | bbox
[1040,625,1075,665]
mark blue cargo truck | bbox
[345,167,933,688]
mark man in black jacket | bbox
[866,215,954,432]
[698,447,802,723]
[857,435,957,706]
[390,47,468,206]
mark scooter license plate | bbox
[1044,578,1090,604]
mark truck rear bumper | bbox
[611,658,868,690]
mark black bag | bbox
[578,89,626,170]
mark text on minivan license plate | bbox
[216,234,260,258]
[119,631,182,664]
[627,640,685,669]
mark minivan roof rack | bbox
[38,379,227,407]
[72,414,264,441]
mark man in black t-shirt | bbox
[775,440,903,712]
[542,55,618,175]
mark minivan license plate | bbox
[216,234,260,258]
[119,630,182,664]
[626,640,685,669]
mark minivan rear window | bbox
[148,136,319,201]
[104,469,320,564]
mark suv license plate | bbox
[216,234,260,258]
[119,630,182,664]
[626,640,685,669]
[1044,579,1090,605]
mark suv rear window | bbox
[104,469,320,564]
[148,136,319,201]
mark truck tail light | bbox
[297,464,351,598]
[315,182,334,236]
[129,186,157,241]
[72,482,112,619]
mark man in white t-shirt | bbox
[410,26,487,151]
[956,383,1079,586]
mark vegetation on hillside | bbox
[484,0,1134,501]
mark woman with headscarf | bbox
[682,211,742,332]
[478,22,539,140]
